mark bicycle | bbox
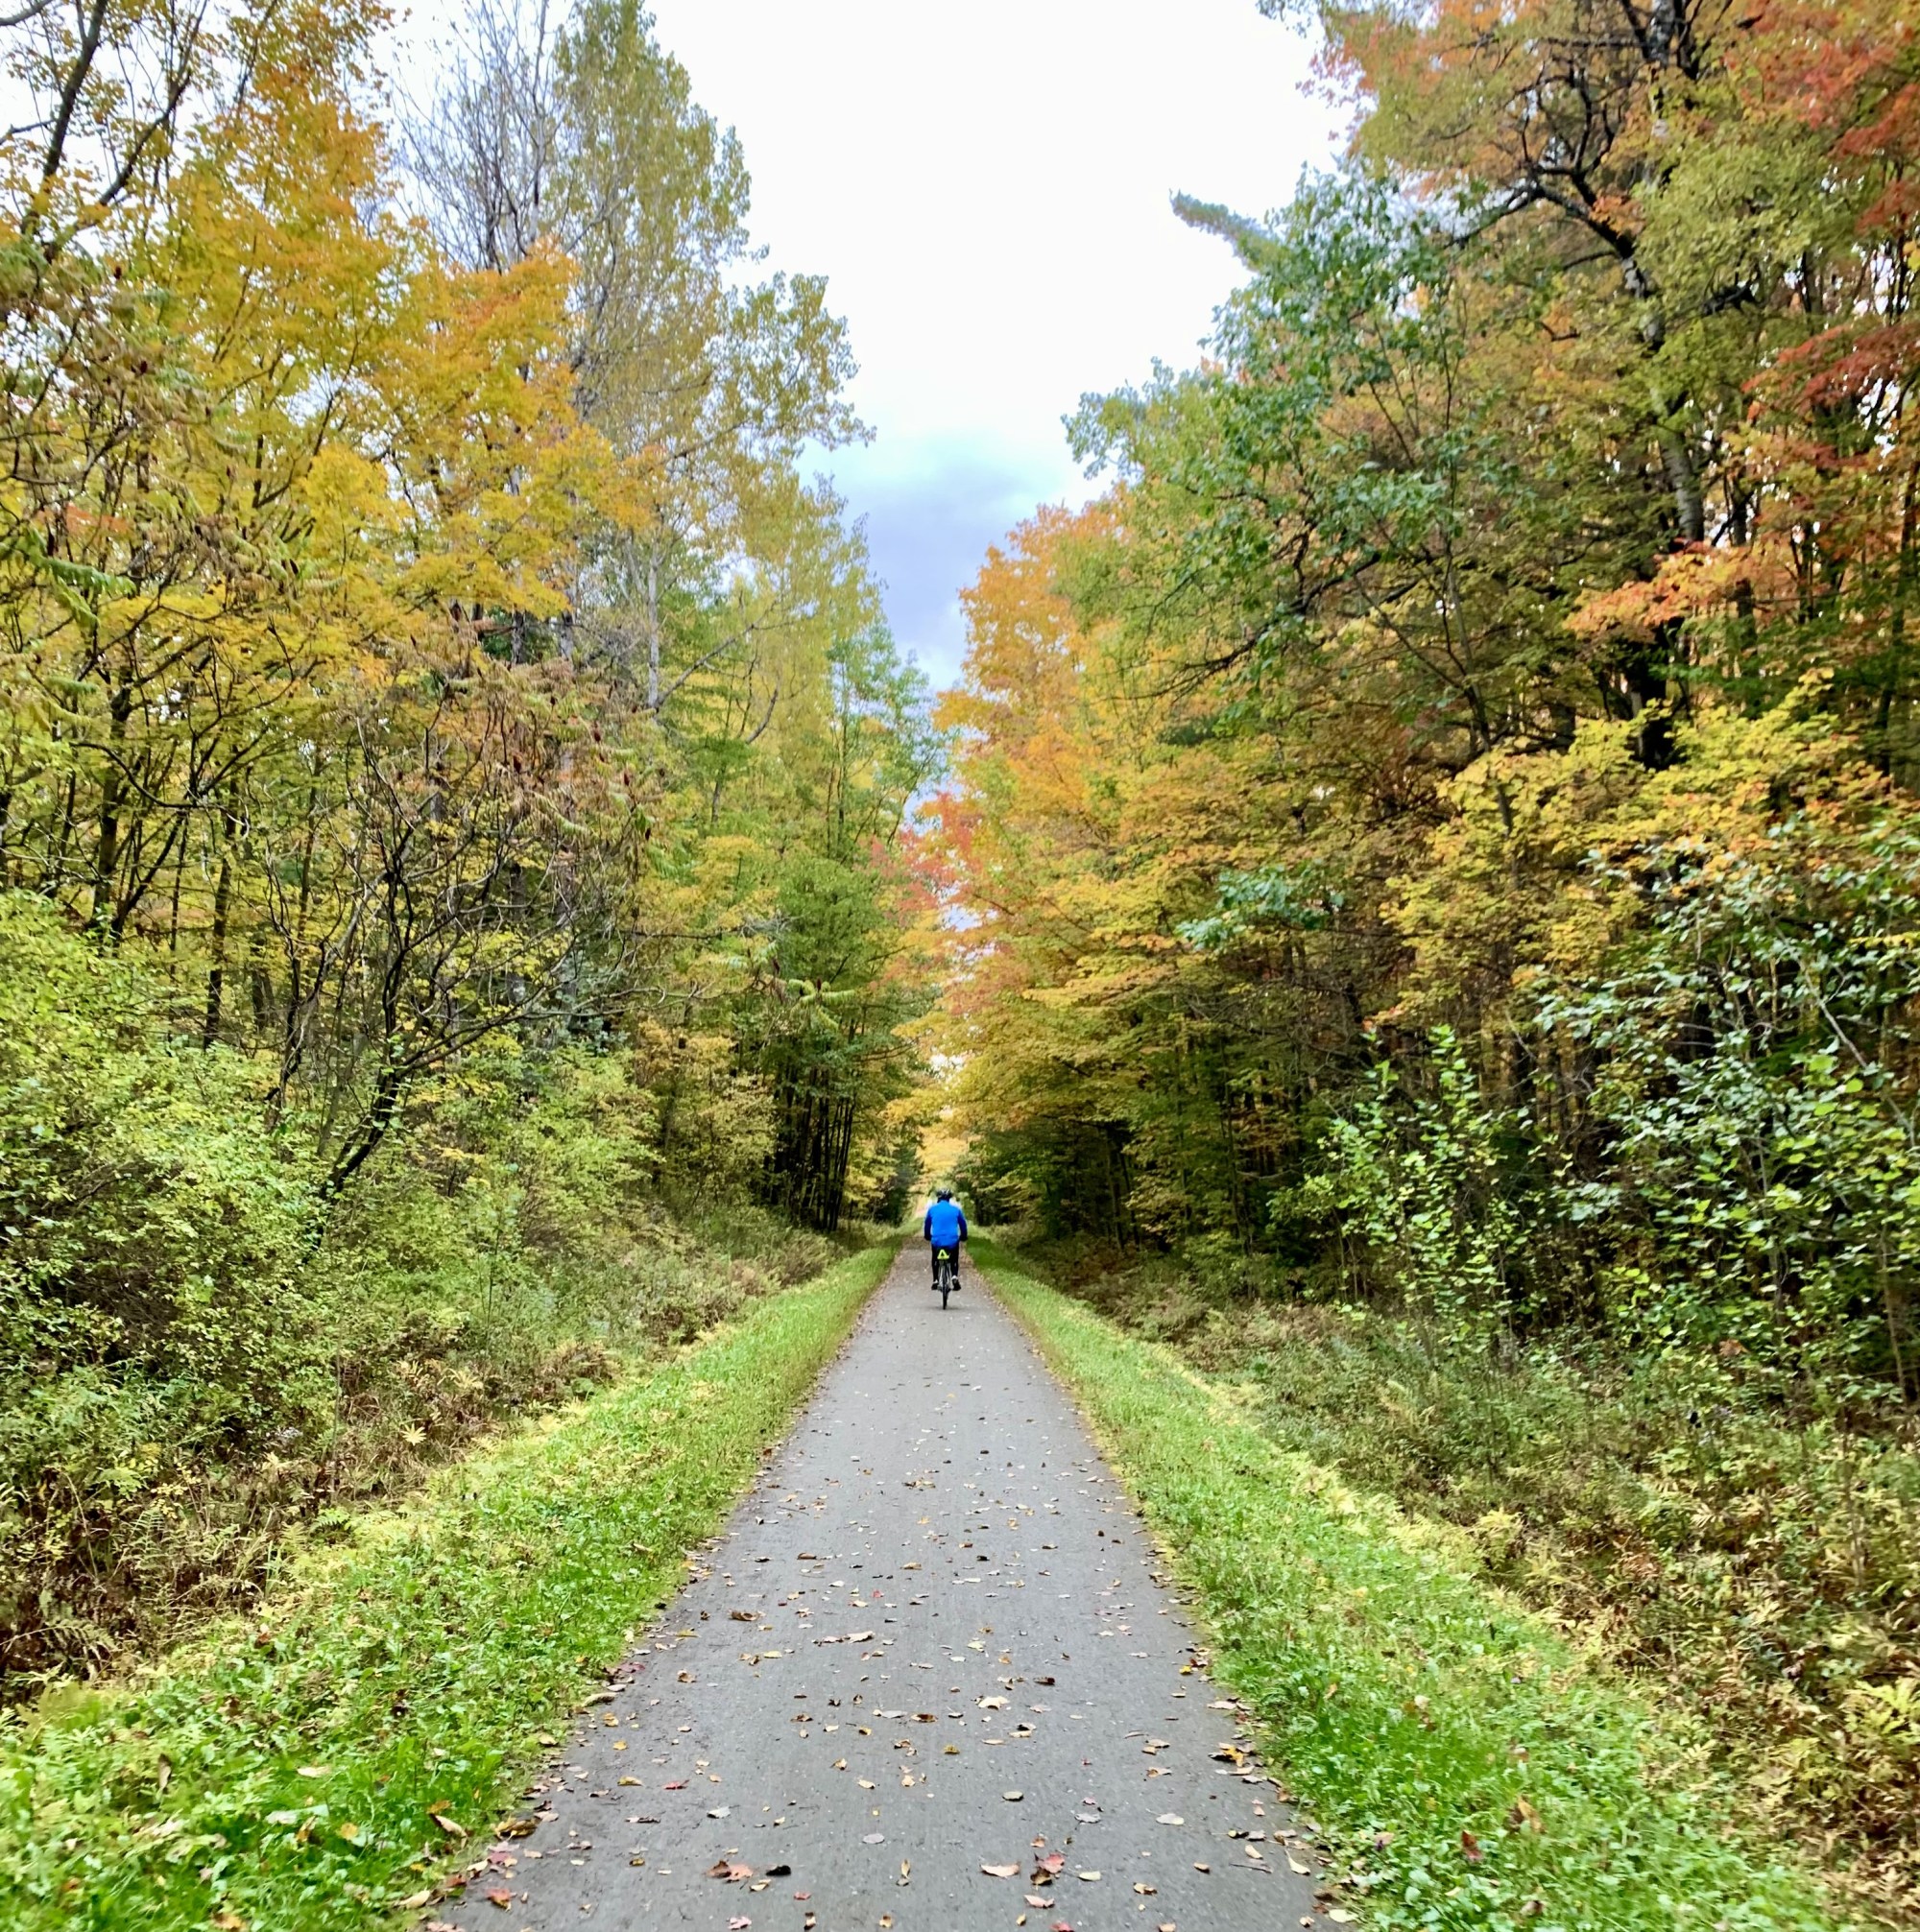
[932,1246,959,1308]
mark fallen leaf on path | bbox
[863,1833,884,1844]
[617,1776,640,1786]
[1026,1896,1050,1907]
[1076,1872,1101,1882]
[1157,1814,1184,1825]
[858,1779,876,1790]
[1002,1791,1023,1801]
[978,1695,1008,1709]
[982,1864,1020,1878]
[486,1890,512,1908]
[728,1918,752,1930]
[730,1610,756,1621]
[397,1891,432,1911]
[428,1813,466,1839]
[662,1780,685,1790]
[1287,1856,1310,1875]
[1134,1882,1158,1895]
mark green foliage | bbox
[1306,1030,1527,1349]
[1548,824,1920,1399]
[0,895,314,1380]
[0,890,860,1686]
[1176,862,1342,950]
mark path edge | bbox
[972,1240,1850,1932]
[0,1242,900,1932]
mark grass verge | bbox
[0,1244,891,1932]
[977,1242,1846,1932]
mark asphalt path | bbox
[468,1246,1326,1932]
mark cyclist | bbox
[923,1186,967,1293]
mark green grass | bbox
[977,1242,1847,1932]
[0,1244,891,1932]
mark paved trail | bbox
[484,1249,1322,1932]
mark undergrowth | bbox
[1015,1234,1919,1928]
[0,903,863,1692]
[0,1243,889,1932]
[980,1244,1845,1932]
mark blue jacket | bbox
[924,1199,967,1248]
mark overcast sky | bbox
[637,0,1344,691]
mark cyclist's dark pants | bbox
[931,1244,960,1284]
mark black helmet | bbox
[936,1186,952,1200]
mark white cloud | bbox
[385,0,1342,690]
[648,0,1342,690]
